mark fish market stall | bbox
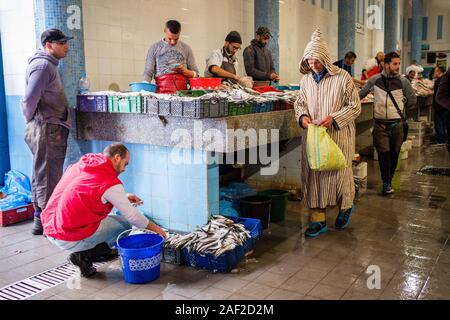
[75,84,301,238]
[408,79,434,122]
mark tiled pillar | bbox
[384,0,399,53]
[410,0,423,64]
[34,0,91,167]
[254,0,279,73]
[0,35,11,182]
[338,0,356,60]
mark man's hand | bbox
[270,72,280,82]
[173,64,193,77]
[127,194,143,207]
[301,116,312,128]
[146,222,167,239]
[319,116,334,129]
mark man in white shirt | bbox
[204,31,254,88]
[41,143,166,277]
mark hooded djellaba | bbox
[294,28,361,238]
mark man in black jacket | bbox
[436,67,450,153]
[432,66,448,144]
[243,27,280,84]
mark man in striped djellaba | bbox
[295,28,361,238]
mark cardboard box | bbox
[352,162,368,179]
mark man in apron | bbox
[204,31,248,85]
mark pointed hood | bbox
[299,28,340,75]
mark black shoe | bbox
[89,242,119,263]
[31,217,43,235]
[68,251,97,278]
[382,181,394,195]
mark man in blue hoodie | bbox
[21,29,73,235]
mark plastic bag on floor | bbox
[0,170,32,210]
[306,124,346,171]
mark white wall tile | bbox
[82,0,254,90]
[1,0,35,96]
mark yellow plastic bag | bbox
[307,124,346,171]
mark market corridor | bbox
[0,143,449,300]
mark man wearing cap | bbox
[204,31,252,87]
[21,28,73,235]
[243,26,280,84]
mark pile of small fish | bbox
[165,215,251,257]
[412,79,434,96]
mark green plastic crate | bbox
[108,95,142,113]
[228,102,242,116]
[176,90,207,97]
[228,102,253,116]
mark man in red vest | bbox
[41,143,166,277]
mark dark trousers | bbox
[447,114,450,154]
[434,106,449,143]
[373,121,404,183]
[24,120,68,215]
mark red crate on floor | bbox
[0,204,34,226]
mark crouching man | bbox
[41,143,166,277]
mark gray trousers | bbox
[24,120,68,211]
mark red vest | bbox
[41,153,122,241]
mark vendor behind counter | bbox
[143,20,200,94]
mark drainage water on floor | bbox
[416,166,450,177]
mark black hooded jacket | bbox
[243,39,275,81]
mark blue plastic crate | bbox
[77,95,108,112]
[180,216,261,273]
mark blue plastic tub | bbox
[129,82,157,92]
[116,231,164,284]
[220,182,257,210]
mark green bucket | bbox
[258,189,289,222]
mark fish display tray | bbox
[251,102,273,113]
[161,246,182,265]
[181,98,228,118]
[181,216,262,273]
[77,95,108,112]
[108,95,142,113]
[144,96,228,118]
[228,102,253,116]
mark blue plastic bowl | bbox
[129,82,157,92]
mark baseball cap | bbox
[256,26,272,38]
[41,28,74,46]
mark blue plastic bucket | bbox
[129,82,157,92]
[116,230,164,284]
